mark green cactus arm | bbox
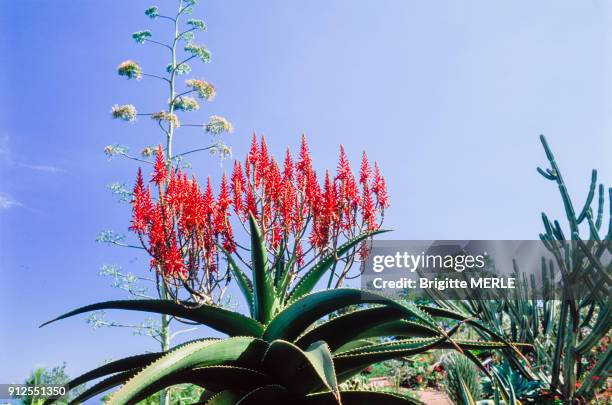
[577,169,598,223]
[576,344,612,399]
[538,135,580,238]
[575,301,612,355]
[40,299,264,337]
[595,184,605,229]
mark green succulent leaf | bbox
[67,369,138,405]
[296,306,434,351]
[56,352,160,394]
[304,390,425,404]
[41,299,264,337]
[264,289,438,342]
[333,337,446,382]
[220,245,254,316]
[248,213,278,324]
[234,385,289,404]
[288,230,389,303]
[261,340,339,401]
[206,391,241,405]
[107,337,267,405]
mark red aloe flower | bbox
[361,183,376,230]
[128,134,389,299]
[359,151,371,186]
[336,145,351,182]
[231,161,245,214]
[130,168,152,233]
[372,162,390,209]
[152,145,168,185]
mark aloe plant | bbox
[42,214,526,404]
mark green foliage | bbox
[423,136,612,404]
[102,384,202,404]
[17,364,83,405]
[443,353,482,405]
[481,360,545,402]
[43,218,525,405]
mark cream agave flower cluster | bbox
[109,1,234,172]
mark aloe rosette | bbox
[42,214,529,404]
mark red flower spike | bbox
[359,151,371,186]
[361,183,376,230]
[257,136,270,186]
[164,235,185,277]
[372,162,390,209]
[336,145,351,182]
[128,134,389,291]
[152,145,168,185]
[283,148,294,182]
[297,134,313,189]
[134,168,145,196]
[218,174,231,213]
[231,161,245,214]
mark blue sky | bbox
[1,0,611,383]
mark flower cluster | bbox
[104,144,129,158]
[145,6,159,19]
[128,136,388,295]
[185,79,216,100]
[151,111,180,127]
[168,63,192,75]
[174,96,200,112]
[231,135,388,254]
[205,115,233,135]
[111,104,137,122]
[184,43,211,63]
[117,60,143,80]
[129,146,234,279]
[186,18,206,31]
[132,30,152,44]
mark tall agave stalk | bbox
[41,215,527,404]
[104,1,233,403]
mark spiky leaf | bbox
[41,300,263,337]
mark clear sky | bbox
[1,0,611,383]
